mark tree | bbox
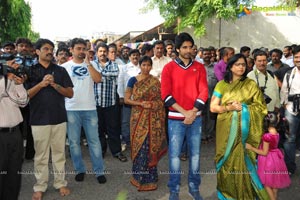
[143,0,254,37]
[279,0,300,7]
[0,0,39,44]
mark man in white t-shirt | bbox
[62,38,106,184]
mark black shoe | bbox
[114,152,128,162]
[25,151,35,160]
[75,173,85,182]
[97,175,107,184]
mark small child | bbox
[246,112,291,200]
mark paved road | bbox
[19,141,300,200]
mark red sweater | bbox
[161,59,208,120]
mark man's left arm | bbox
[51,68,74,98]
[50,83,73,98]
[194,65,209,112]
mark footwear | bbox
[180,153,187,161]
[114,153,128,162]
[121,143,127,152]
[25,152,35,160]
[189,191,203,200]
[82,139,88,146]
[65,139,69,146]
[201,138,208,144]
[75,173,85,182]
[32,191,43,200]
[97,175,107,184]
[169,192,179,200]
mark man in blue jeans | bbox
[62,38,106,184]
[161,32,208,200]
[280,45,300,174]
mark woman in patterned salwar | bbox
[210,54,270,200]
[124,56,167,191]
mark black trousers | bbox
[20,105,35,159]
[97,105,122,155]
[0,127,23,200]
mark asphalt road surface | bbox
[19,141,300,200]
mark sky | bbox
[26,0,165,40]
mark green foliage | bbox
[143,0,254,37]
[0,0,39,44]
[278,0,300,7]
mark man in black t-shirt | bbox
[26,39,73,200]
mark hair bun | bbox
[264,112,278,128]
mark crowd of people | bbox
[0,32,300,200]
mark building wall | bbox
[184,11,300,51]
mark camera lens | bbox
[15,57,23,65]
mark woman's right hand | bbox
[227,101,242,111]
[245,143,252,150]
[141,101,152,109]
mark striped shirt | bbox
[91,59,119,107]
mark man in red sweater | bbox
[161,32,208,200]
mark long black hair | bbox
[223,53,248,83]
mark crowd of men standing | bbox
[0,34,300,200]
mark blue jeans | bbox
[168,117,202,193]
[283,110,300,173]
[67,110,105,176]
[121,105,131,145]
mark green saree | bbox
[213,78,269,200]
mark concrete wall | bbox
[184,11,300,51]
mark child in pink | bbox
[246,113,290,200]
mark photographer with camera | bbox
[280,45,300,175]
[0,60,28,200]
[247,50,280,113]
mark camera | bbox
[288,94,300,101]
[263,94,272,104]
[0,53,34,77]
[288,94,300,112]
[260,87,272,104]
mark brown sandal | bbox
[180,153,188,161]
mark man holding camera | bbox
[280,45,300,175]
[14,37,37,160]
[247,50,280,113]
[0,61,28,200]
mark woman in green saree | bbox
[210,53,269,199]
[124,56,167,191]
